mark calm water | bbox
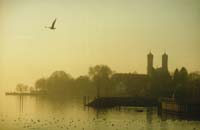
[0,92,200,130]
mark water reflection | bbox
[160,120,168,130]
[0,94,200,130]
[19,96,23,113]
[146,107,153,130]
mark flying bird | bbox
[45,18,57,30]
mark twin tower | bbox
[147,52,168,76]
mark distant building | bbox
[111,73,148,96]
[105,52,170,97]
[147,52,154,76]
[162,53,168,72]
[147,52,169,76]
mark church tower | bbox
[147,52,153,76]
[162,52,168,72]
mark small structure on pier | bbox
[158,97,200,117]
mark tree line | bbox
[15,65,200,100]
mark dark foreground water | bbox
[0,93,200,130]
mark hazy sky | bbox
[0,0,199,91]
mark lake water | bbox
[0,92,200,130]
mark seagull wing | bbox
[51,18,57,28]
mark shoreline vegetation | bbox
[5,64,200,112]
